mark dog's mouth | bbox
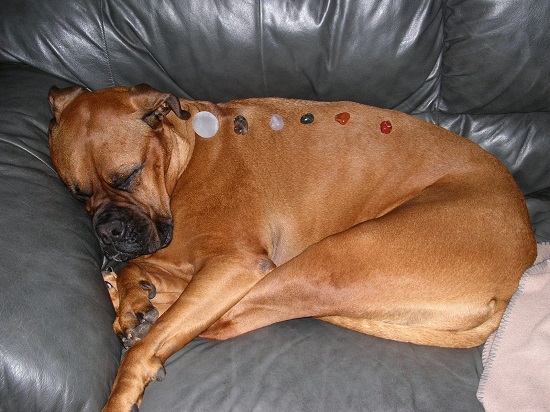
[93,207,173,262]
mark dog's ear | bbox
[48,85,87,121]
[131,84,191,130]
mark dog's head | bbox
[48,84,193,261]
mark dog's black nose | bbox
[95,213,126,244]
[92,207,169,261]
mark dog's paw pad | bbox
[119,331,138,349]
[136,307,159,325]
[119,322,150,349]
[118,307,159,349]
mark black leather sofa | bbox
[1,1,549,411]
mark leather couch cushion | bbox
[0,65,120,412]
[140,319,483,412]
[442,0,550,114]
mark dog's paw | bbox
[113,279,160,349]
[117,306,159,349]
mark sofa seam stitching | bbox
[436,0,446,125]
[99,0,115,87]
[258,0,269,96]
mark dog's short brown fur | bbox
[48,84,536,412]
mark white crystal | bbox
[192,111,219,138]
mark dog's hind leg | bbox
[203,178,535,347]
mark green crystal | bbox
[300,113,314,124]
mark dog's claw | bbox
[139,280,156,299]
[131,404,139,412]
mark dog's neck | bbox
[164,111,196,195]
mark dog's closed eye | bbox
[111,165,143,191]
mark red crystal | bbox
[380,120,392,134]
[335,112,350,125]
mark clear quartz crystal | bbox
[270,114,284,131]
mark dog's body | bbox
[48,85,536,412]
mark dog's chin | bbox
[101,240,163,262]
[103,248,142,263]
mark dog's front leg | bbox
[102,254,274,412]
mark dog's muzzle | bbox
[93,207,173,262]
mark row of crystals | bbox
[191,111,392,138]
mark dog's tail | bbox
[317,308,504,348]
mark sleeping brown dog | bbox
[48,84,536,412]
